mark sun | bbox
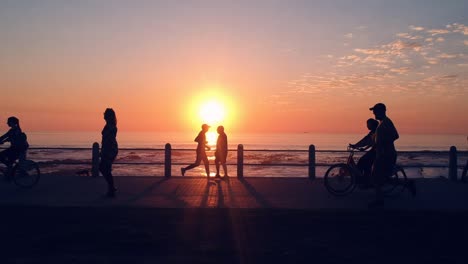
[199,100,226,125]
[198,100,227,146]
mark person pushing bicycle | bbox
[368,103,416,208]
[0,116,29,180]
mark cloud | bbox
[464,40,468,46]
[436,37,445,42]
[389,67,410,74]
[409,25,425,31]
[425,57,439,64]
[427,29,451,36]
[451,23,468,35]
[340,55,361,62]
[354,48,385,55]
[396,33,422,40]
[384,40,423,54]
[344,33,353,39]
[437,53,457,59]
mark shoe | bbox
[215,174,221,178]
[181,168,185,176]
[368,199,384,209]
[407,180,417,197]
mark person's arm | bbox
[350,134,372,149]
[0,130,12,144]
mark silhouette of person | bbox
[369,103,416,207]
[100,108,118,197]
[349,118,379,185]
[0,117,29,180]
[181,124,211,178]
[215,125,228,178]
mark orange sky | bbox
[0,1,467,135]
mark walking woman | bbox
[100,108,118,197]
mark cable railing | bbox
[4,144,467,180]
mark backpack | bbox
[13,132,29,151]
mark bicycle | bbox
[0,153,40,188]
[324,146,407,196]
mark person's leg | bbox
[222,161,228,177]
[1,149,16,181]
[99,159,116,196]
[202,155,210,177]
[215,154,221,177]
[182,153,201,176]
[358,151,374,184]
[370,159,385,207]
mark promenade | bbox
[0,175,467,211]
[1,175,467,264]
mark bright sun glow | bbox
[199,100,226,125]
[184,87,240,146]
[198,100,226,146]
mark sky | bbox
[0,0,467,134]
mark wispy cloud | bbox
[409,25,425,31]
[437,53,457,59]
[280,22,468,107]
[344,33,353,39]
[427,29,451,36]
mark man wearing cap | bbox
[181,124,211,177]
[369,103,416,207]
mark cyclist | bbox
[349,118,379,185]
[0,117,29,180]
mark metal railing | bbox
[5,144,467,181]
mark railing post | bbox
[462,160,468,183]
[165,143,171,178]
[92,142,100,177]
[449,146,457,181]
[237,144,244,178]
[308,144,316,180]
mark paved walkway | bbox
[1,175,467,211]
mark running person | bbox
[181,124,211,177]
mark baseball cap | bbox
[369,103,386,111]
[202,124,210,129]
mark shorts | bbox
[215,152,227,164]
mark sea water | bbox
[10,132,468,178]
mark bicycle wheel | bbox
[12,160,40,188]
[324,163,355,196]
[383,165,407,196]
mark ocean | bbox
[7,132,468,178]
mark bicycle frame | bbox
[346,147,363,179]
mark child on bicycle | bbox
[0,117,29,180]
[349,118,379,185]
